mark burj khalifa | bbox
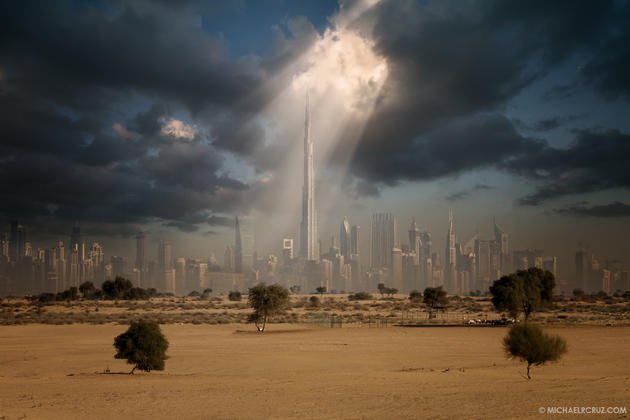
[300,95,319,261]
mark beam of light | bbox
[224,0,389,256]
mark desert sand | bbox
[1,324,628,419]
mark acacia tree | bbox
[248,283,290,332]
[79,281,96,299]
[113,319,169,374]
[503,323,567,379]
[102,276,133,300]
[490,268,556,321]
[409,290,422,303]
[423,286,448,318]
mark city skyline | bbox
[1,0,629,286]
[3,207,627,297]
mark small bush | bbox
[409,290,422,302]
[503,323,567,379]
[308,296,320,307]
[228,291,242,301]
[348,292,373,301]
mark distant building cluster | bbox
[0,219,250,296]
[575,250,630,294]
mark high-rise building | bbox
[350,225,360,255]
[224,245,234,272]
[543,257,559,281]
[9,220,26,262]
[70,222,81,251]
[370,213,397,270]
[575,250,591,292]
[89,242,104,285]
[493,219,510,275]
[282,238,294,264]
[340,217,350,259]
[175,257,186,294]
[408,219,422,265]
[391,247,403,291]
[135,232,145,284]
[299,95,318,261]
[0,234,9,262]
[110,255,126,279]
[157,240,173,291]
[234,216,243,273]
[445,210,457,293]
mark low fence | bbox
[306,313,392,328]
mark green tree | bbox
[113,319,169,374]
[490,268,556,321]
[503,323,567,379]
[79,281,96,299]
[247,283,290,332]
[102,277,134,300]
[423,286,448,318]
[377,283,386,297]
[316,286,327,296]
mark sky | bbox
[1,0,629,280]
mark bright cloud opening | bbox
[159,117,198,140]
[292,28,388,115]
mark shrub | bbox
[503,323,567,379]
[409,290,422,302]
[308,296,320,307]
[102,277,134,300]
[113,319,169,374]
[348,292,373,301]
[79,281,96,299]
[228,291,242,301]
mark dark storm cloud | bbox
[0,1,263,112]
[1,0,629,237]
[207,215,233,227]
[553,202,630,218]
[512,115,584,132]
[344,0,629,195]
[446,184,494,202]
[580,2,630,99]
[349,114,543,187]
[503,130,630,205]
[531,116,582,132]
[0,0,265,235]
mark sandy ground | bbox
[0,324,628,419]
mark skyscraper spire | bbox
[445,209,457,293]
[300,94,318,261]
[340,216,350,259]
[234,215,243,273]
